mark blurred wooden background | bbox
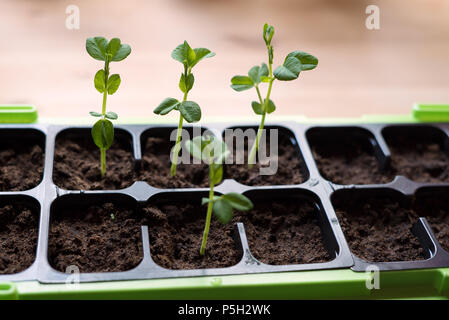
[1,0,449,120]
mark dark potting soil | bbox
[48,202,143,273]
[0,142,44,191]
[53,135,136,190]
[310,136,393,185]
[413,193,449,252]
[224,131,307,186]
[384,131,449,183]
[0,202,39,274]
[334,195,424,262]
[237,200,331,265]
[140,137,209,188]
[145,203,241,269]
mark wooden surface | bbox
[1,0,449,120]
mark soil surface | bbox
[53,134,136,190]
[334,195,424,262]
[385,131,449,183]
[145,203,241,269]
[140,137,209,188]
[310,135,393,185]
[225,131,307,186]
[413,194,449,252]
[0,202,39,274]
[237,199,331,265]
[48,202,143,273]
[0,141,44,191]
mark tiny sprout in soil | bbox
[186,135,253,256]
[154,41,215,177]
[86,36,131,177]
[230,23,318,167]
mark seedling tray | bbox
[1,112,449,299]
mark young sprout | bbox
[186,135,253,255]
[230,23,318,167]
[86,37,131,177]
[154,41,215,176]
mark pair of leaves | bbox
[186,136,229,166]
[251,99,276,115]
[89,111,118,120]
[91,119,114,150]
[94,70,121,94]
[273,51,318,81]
[202,192,253,224]
[230,63,270,92]
[171,41,215,68]
[86,37,131,62]
[179,73,194,93]
[153,98,201,123]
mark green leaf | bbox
[230,75,254,91]
[179,101,201,123]
[251,101,263,115]
[154,97,179,115]
[171,41,196,66]
[105,111,118,120]
[89,111,102,117]
[222,193,253,211]
[286,51,318,71]
[274,56,302,81]
[259,63,269,77]
[179,73,194,93]
[107,74,121,94]
[213,199,233,224]
[202,196,221,205]
[260,76,270,83]
[86,37,108,61]
[248,66,261,84]
[111,44,131,62]
[265,99,276,113]
[91,119,114,150]
[186,136,204,161]
[94,70,105,93]
[107,38,121,58]
[210,163,223,185]
[191,48,215,67]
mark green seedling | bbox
[154,41,215,176]
[86,36,131,177]
[186,135,253,255]
[230,23,318,167]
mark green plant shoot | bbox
[230,23,318,167]
[186,136,253,256]
[154,41,215,177]
[86,37,131,177]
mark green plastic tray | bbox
[1,104,449,300]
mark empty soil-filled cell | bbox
[145,200,241,269]
[224,127,308,186]
[140,128,209,188]
[307,127,393,185]
[333,191,424,262]
[53,129,136,190]
[237,194,331,265]
[48,196,143,273]
[0,197,39,274]
[413,189,449,252]
[0,129,45,191]
[383,126,449,183]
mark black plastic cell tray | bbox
[0,122,448,283]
